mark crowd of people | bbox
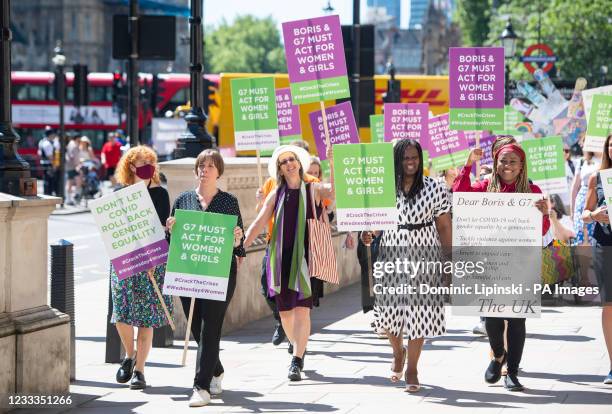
[37,128,126,205]
[99,131,611,408]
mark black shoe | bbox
[288,342,294,354]
[272,323,286,346]
[130,370,147,390]
[116,355,136,384]
[288,357,302,381]
[504,373,524,391]
[485,352,506,384]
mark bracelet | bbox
[588,211,594,222]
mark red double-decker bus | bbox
[11,71,219,175]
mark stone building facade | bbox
[11,0,189,73]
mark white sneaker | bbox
[210,373,224,395]
[188,387,211,407]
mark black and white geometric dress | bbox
[373,176,451,339]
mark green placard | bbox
[585,94,612,152]
[230,77,279,151]
[491,106,524,136]
[423,150,431,170]
[333,143,398,231]
[164,210,237,300]
[449,108,504,131]
[431,149,471,172]
[523,136,566,194]
[289,76,350,105]
[320,159,331,180]
[369,114,385,143]
[503,105,523,131]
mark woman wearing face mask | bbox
[111,146,173,390]
[166,149,245,407]
[453,139,550,392]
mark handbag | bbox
[307,184,339,284]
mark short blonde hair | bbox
[115,145,161,186]
[195,149,224,177]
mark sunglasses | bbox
[278,156,297,167]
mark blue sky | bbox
[202,0,369,28]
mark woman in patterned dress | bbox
[362,139,452,392]
[111,145,174,390]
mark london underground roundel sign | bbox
[520,43,557,74]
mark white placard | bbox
[452,192,543,318]
[601,168,612,219]
[89,181,168,279]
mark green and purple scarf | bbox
[266,182,312,299]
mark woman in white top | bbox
[570,151,600,245]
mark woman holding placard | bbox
[244,144,335,382]
[111,145,174,390]
[362,139,452,393]
[166,149,245,407]
[582,133,612,385]
[453,139,550,391]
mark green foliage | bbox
[204,15,286,74]
[455,0,492,46]
[485,0,612,83]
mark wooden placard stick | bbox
[146,268,175,331]
[181,297,195,366]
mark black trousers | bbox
[180,263,237,391]
[260,252,281,323]
[485,317,526,376]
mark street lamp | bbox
[52,41,66,203]
[174,0,214,158]
[500,18,519,104]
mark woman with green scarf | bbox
[244,144,334,382]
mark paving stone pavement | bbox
[20,278,612,413]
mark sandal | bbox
[404,372,420,393]
[390,347,406,383]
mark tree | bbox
[204,15,286,74]
[455,0,493,47]
[486,0,612,83]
